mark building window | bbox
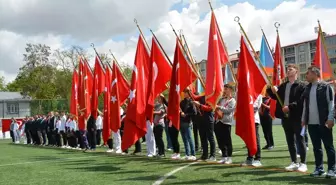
[299,64,306,71]
[299,54,306,63]
[326,36,336,45]
[284,47,295,55]
[328,49,336,58]
[285,56,295,64]
[300,74,306,81]
[330,58,336,64]
[299,45,305,52]
[7,103,19,114]
[310,42,316,50]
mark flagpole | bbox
[318,20,335,80]
[169,23,206,89]
[234,16,285,108]
[90,43,106,72]
[108,49,131,84]
[208,0,237,84]
[134,19,151,52]
[149,29,173,66]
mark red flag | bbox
[91,56,106,119]
[102,64,112,144]
[205,12,227,109]
[146,37,172,122]
[70,69,79,117]
[270,33,285,118]
[110,63,122,133]
[167,39,197,130]
[121,35,150,151]
[78,58,92,130]
[313,23,332,80]
[116,65,130,105]
[236,36,267,156]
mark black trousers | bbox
[214,122,232,157]
[47,130,55,145]
[75,131,83,148]
[168,126,180,153]
[31,130,37,144]
[260,115,274,147]
[41,130,47,145]
[247,123,261,160]
[282,118,306,163]
[25,130,32,144]
[134,139,141,153]
[107,138,113,149]
[120,127,128,153]
[192,116,201,151]
[10,131,14,142]
[68,131,77,148]
[154,124,165,155]
[55,132,62,147]
[96,129,102,145]
[308,125,335,171]
[87,130,97,149]
[36,130,42,145]
[199,119,216,159]
[60,131,67,146]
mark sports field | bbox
[0,125,335,185]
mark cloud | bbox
[0,31,62,82]
[0,0,177,41]
[1,0,336,83]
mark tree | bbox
[0,76,7,91]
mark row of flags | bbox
[69,10,333,155]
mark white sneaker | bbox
[297,163,308,172]
[171,153,177,159]
[326,170,335,178]
[188,156,196,161]
[224,157,232,164]
[147,154,154,158]
[285,162,299,171]
[207,156,216,162]
[171,153,181,159]
[252,160,262,167]
[115,150,122,154]
[106,149,114,153]
[217,157,227,164]
[182,156,189,160]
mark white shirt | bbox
[120,107,124,116]
[96,115,103,130]
[59,115,66,131]
[254,95,262,124]
[69,120,77,131]
[55,120,62,132]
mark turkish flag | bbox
[110,62,122,133]
[121,35,150,151]
[236,36,267,156]
[78,58,93,130]
[313,23,332,80]
[70,69,79,117]
[146,37,172,122]
[205,12,227,109]
[103,64,112,144]
[167,39,197,130]
[91,56,106,119]
[116,64,130,105]
[270,34,285,118]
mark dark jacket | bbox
[302,81,334,125]
[267,80,306,123]
[87,116,97,131]
[180,98,197,123]
[48,116,55,130]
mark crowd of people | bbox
[8,64,336,178]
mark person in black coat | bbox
[267,64,307,172]
[86,115,97,150]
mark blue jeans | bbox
[180,122,195,156]
[164,121,173,149]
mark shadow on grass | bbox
[67,163,121,173]
[164,178,239,184]
[253,175,334,184]
[118,175,174,181]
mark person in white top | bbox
[59,112,67,147]
[111,107,124,154]
[10,118,20,144]
[55,116,62,147]
[96,113,103,146]
[241,94,262,167]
